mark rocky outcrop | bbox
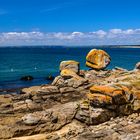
[86,49,111,70]
[60,60,80,74]
[0,49,140,139]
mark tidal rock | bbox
[86,49,111,70]
[46,75,55,81]
[20,75,34,81]
[60,60,80,74]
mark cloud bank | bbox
[0,29,140,46]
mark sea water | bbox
[0,47,140,89]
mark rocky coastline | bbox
[0,49,140,140]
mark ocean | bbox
[0,47,140,90]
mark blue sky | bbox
[0,0,140,46]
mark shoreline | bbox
[0,45,140,48]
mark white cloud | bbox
[109,29,122,34]
[0,29,140,46]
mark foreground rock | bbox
[86,49,111,70]
[0,49,140,139]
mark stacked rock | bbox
[59,60,80,74]
[52,60,88,88]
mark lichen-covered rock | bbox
[60,69,88,88]
[86,49,111,70]
[87,93,113,107]
[60,69,79,79]
[90,85,128,105]
[60,60,80,73]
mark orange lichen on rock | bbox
[89,85,128,105]
[87,93,113,106]
[60,60,80,73]
[90,85,116,94]
[86,49,111,70]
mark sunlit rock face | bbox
[86,49,111,70]
[60,60,80,74]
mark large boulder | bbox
[86,49,111,70]
[60,60,80,74]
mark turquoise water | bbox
[0,47,140,89]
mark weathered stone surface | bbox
[61,69,81,79]
[22,113,41,125]
[60,87,75,94]
[90,107,116,125]
[10,134,48,140]
[81,113,140,140]
[87,93,113,107]
[38,85,60,95]
[53,69,88,88]
[90,85,128,105]
[135,62,140,70]
[52,75,66,88]
[133,99,140,111]
[60,60,80,73]
[86,49,111,70]
[66,77,88,88]
[21,86,40,94]
[75,100,116,125]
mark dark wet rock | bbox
[20,75,34,81]
[46,75,55,81]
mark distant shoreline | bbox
[0,45,140,48]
